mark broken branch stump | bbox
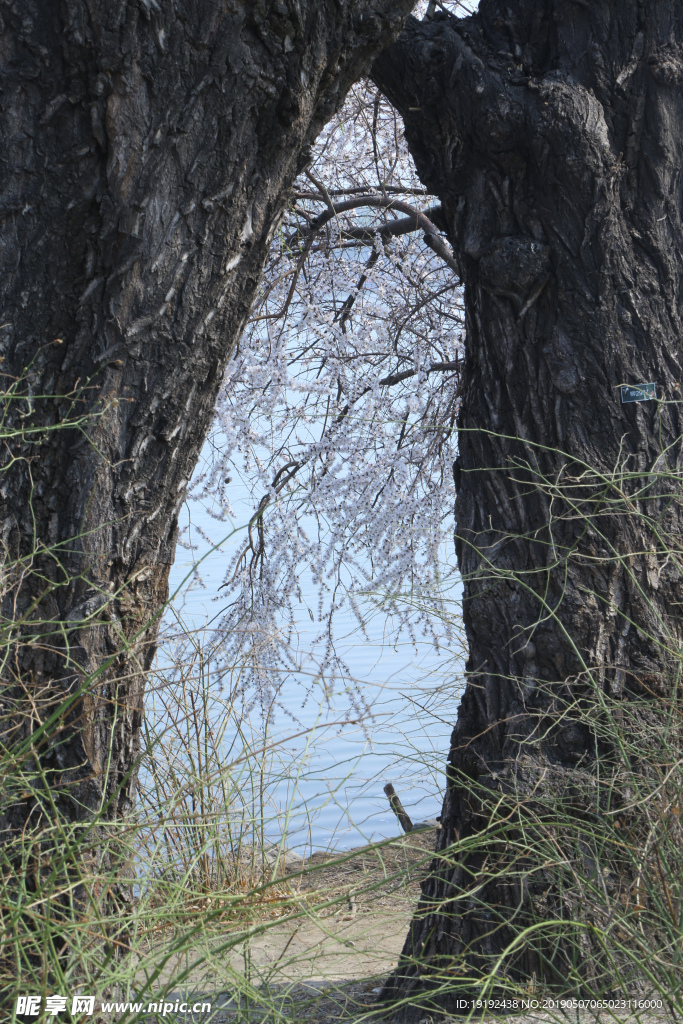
[384,782,413,833]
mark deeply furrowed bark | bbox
[373,1,683,1013]
[0,0,413,849]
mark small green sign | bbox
[621,383,656,404]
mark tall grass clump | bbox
[399,683,683,1014]
[0,365,287,1017]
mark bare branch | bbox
[288,195,459,277]
[379,360,460,388]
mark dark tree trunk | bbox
[0,0,413,840]
[373,1,683,1014]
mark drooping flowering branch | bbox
[181,82,466,708]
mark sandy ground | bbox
[135,831,431,989]
[132,831,432,1021]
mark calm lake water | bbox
[153,451,465,854]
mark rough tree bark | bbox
[373,0,683,1013]
[0,0,413,843]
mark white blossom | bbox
[182,80,467,707]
